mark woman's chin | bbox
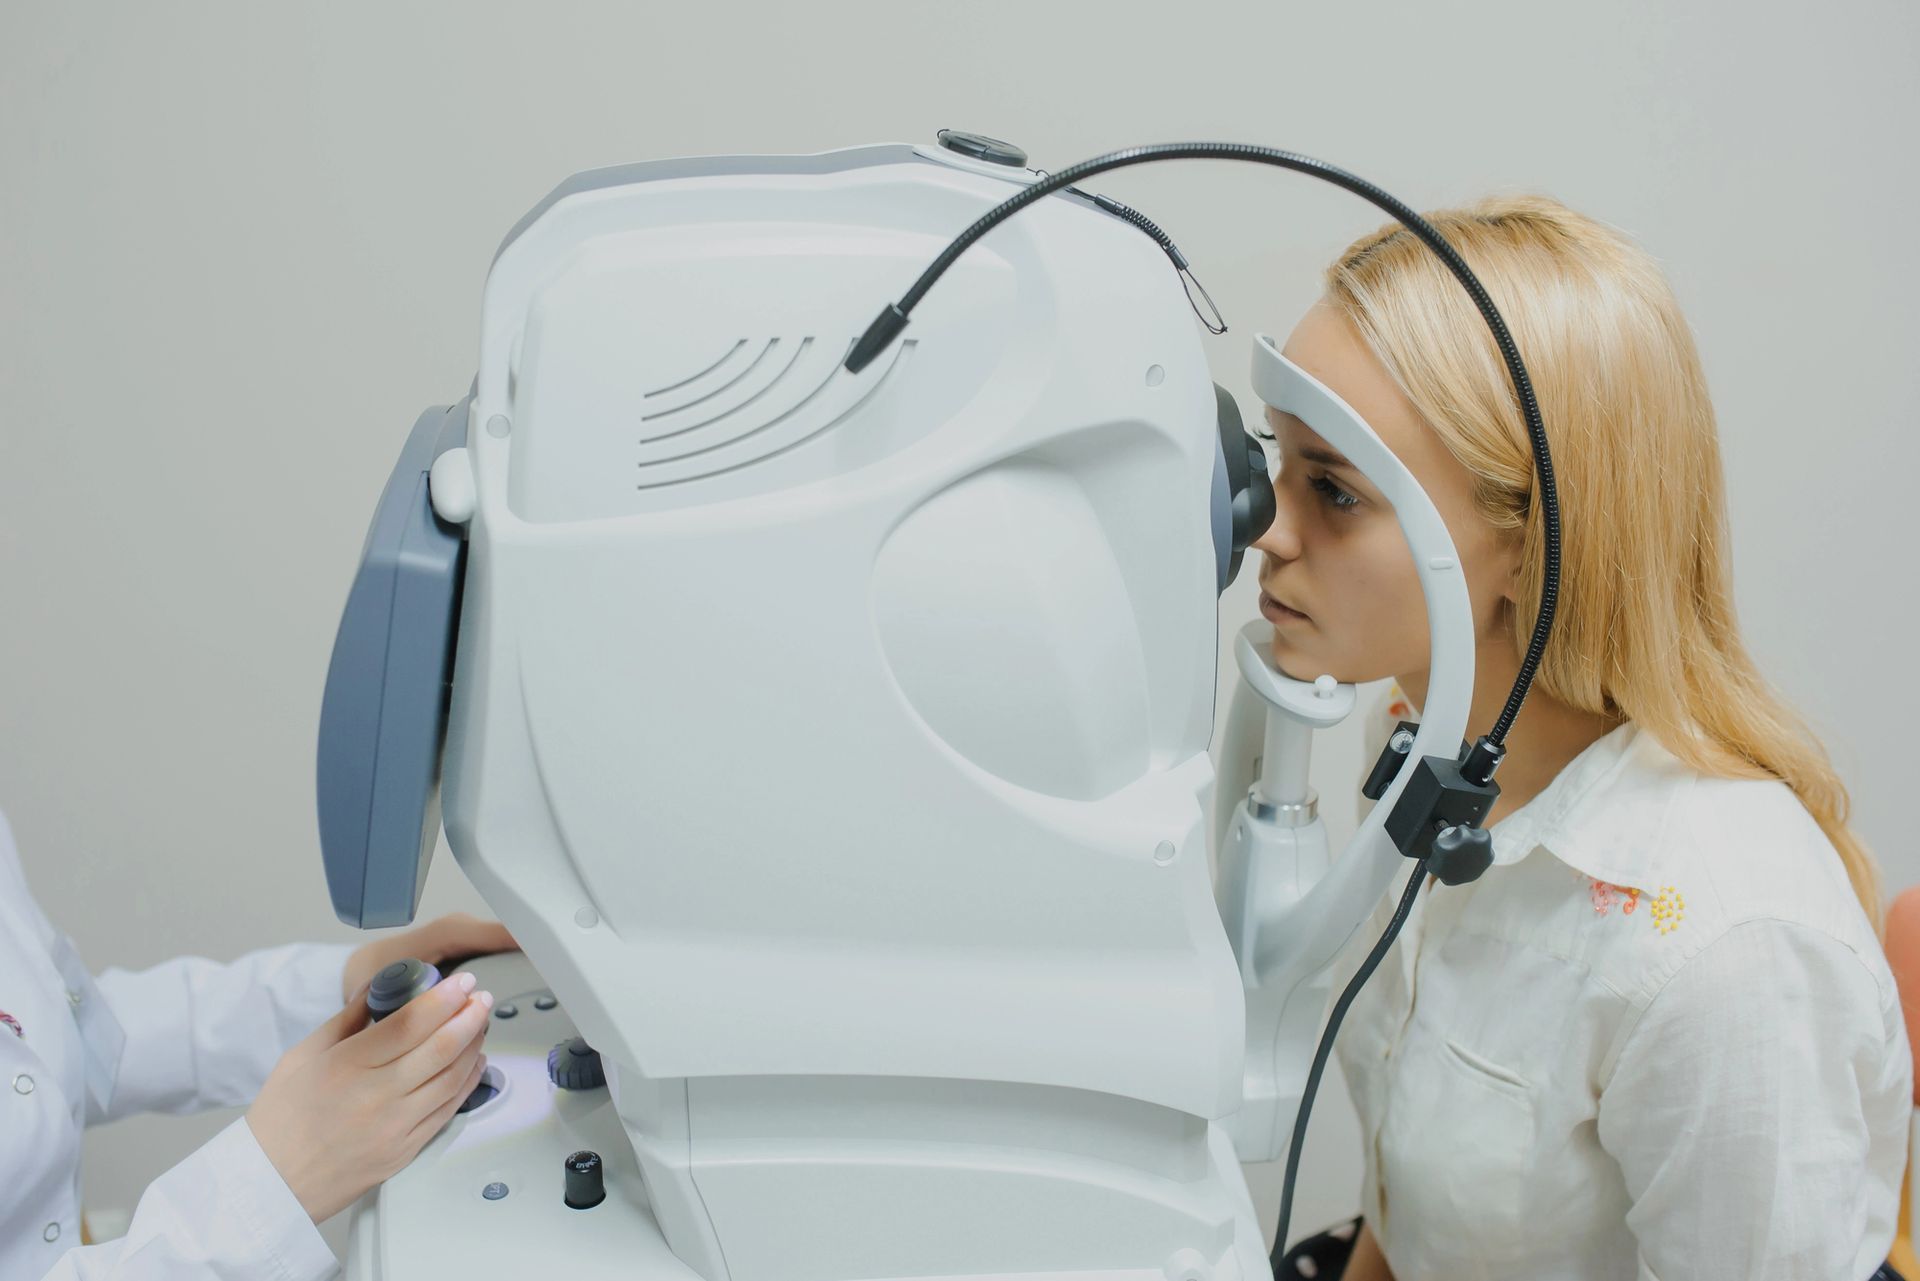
[1266,637,1378,687]
[1267,638,1333,683]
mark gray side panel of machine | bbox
[317,400,470,928]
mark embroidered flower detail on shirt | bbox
[1585,877,1686,935]
[0,1010,21,1038]
[1649,885,1686,935]
[1587,878,1642,916]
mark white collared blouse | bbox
[1330,694,1910,1280]
[0,807,352,1281]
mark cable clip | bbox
[1181,268,1228,335]
[1373,731,1504,885]
[1081,190,1229,335]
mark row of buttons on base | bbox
[491,993,559,1020]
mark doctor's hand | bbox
[341,911,518,1003]
[246,970,494,1224]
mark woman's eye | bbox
[1308,474,1360,510]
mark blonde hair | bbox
[1324,193,1882,928]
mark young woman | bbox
[1258,195,1909,1280]
[0,804,511,1281]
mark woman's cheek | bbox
[1343,567,1432,680]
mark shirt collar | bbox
[1484,719,1691,890]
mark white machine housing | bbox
[434,141,1258,1281]
[331,139,1482,1281]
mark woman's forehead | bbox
[1278,305,1445,469]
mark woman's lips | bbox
[1259,591,1310,626]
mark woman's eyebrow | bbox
[1297,442,1357,471]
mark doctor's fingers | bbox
[285,981,376,1070]
[406,1033,487,1122]
[406,1052,490,1151]
[389,990,493,1093]
[349,973,485,1068]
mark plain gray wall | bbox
[4,0,1916,1258]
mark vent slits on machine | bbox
[641,339,749,400]
[643,339,813,445]
[636,339,915,491]
[639,339,770,418]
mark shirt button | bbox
[12,1074,33,1095]
[43,1223,60,1243]
[67,990,83,1008]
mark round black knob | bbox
[935,129,1027,168]
[366,958,440,1022]
[564,1150,605,1210]
[547,1036,606,1091]
[1430,824,1495,886]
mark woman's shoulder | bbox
[1669,764,1878,947]
[1458,721,1888,1007]
[1561,733,1891,1011]
[1591,768,1907,1101]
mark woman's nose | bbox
[1251,479,1304,563]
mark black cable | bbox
[845,141,1561,749]
[1269,860,1430,1270]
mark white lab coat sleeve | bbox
[1595,918,1910,1281]
[37,1116,337,1281]
[89,942,356,1121]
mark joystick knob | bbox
[365,958,440,1021]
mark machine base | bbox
[343,953,1271,1281]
